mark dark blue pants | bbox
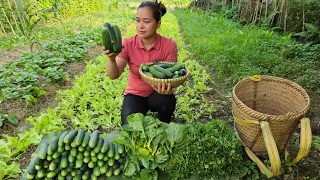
[121,91,176,125]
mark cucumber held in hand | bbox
[102,22,122,53]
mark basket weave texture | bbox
[232,75,310,153]
[139,62,189,88]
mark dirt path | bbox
[0,47,30,67]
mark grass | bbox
[172,9,320,93]
[0,5,136,51]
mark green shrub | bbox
[160,120,260,179]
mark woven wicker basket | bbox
[232,75,312,177]
[139,62,189,88]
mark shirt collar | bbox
[136,34,160,50]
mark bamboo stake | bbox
[1,5,16,35]
[271,0,278,26]
[0,19,6,34]
[253,0,260,24]
[283,0,290,32]
[7,0,19,32]
[265,0,268,21]
[13,0,26,35]
[278,0,285,28]
[302,0,305,30]
[259,0,263,23]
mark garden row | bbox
[1,11,250,180]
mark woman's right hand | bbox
[102,47,117,61]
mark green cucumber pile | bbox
[24,130,125,180]
[101,22,122,53]
[141,61,187,79]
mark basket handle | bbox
[237,120,281,178]
[285,117,312,166]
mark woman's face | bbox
[135,7,160,39]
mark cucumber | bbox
[49,161,58,171]
[76,152,84,160]
[97,159,104,166]
[103,22,116,52]
[47,171,57,178]
[107,158,115,166]
[60,156,68,169]
[102,27,112,51]
[84,150,90,157]
[61,169,68,176]
[25,173,34,180]
[58,146,64,153]
[38,142,49,160]
[112,24,122,53]
[106,167,113,177]
[70,147,78,157]
[27,157,37,175]
[68,154,76,162]
[78,145,84,152]
[90,151,96,157]
[103,155,109,161]
[144,72,154,77]
[167,63,185,73]
[46,155,52,161]
[58,131,69,147]
[81,133,90,147]
[117,144,125,154]
[93,166,101,177]
[179,68,187,76]
[94,137,104,153]
[36,168,46,178]
[88,161,95,168]
[113,167,121,176]
[75,159,83,168]
[172,74,180,78]
[97,152,104,160]
[64,130,78,144]
[157,62,175,68]
[114,144,120,160]
[89,130,100,148]
[149,67,166,79]
[100,139,110,153]
[57,173,65,180]
[107,143,114,158]
[153,65,174,78]
[142,65,150,72]
[65,144,71,151]
[91,156,98,163]
[100,164,108,174]
[83,156,90,163]
[52,151,61,159]
[47,136,59,155]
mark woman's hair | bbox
[138,0,166,22]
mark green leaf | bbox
[165,122,186,149]
[124,162,137,177]
[7,114,18,124]
[127,113,145,138]
[154,154,169,164]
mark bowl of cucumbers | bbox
[139,61,189,88]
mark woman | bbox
[103,0,178,125]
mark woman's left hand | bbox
[152,83,176,95]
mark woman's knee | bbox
[148,91,176,111]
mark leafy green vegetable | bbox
[160,120,253,180]
[114,113,186,180]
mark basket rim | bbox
[232,75,310,119]
[139,61,190,84]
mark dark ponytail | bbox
[138,0,167,22]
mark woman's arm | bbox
[104,50,127,80]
